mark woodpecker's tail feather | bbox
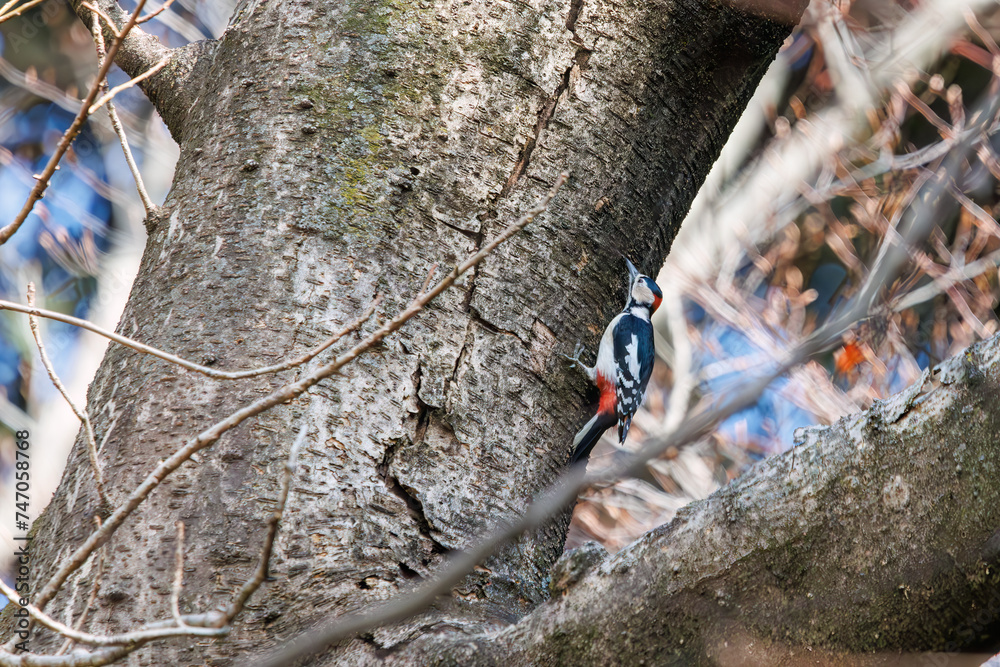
[617,415,633,444]
[570,412,617,464]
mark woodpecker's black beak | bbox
[625,258,640,286]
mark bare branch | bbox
[89,11,156,214]
[0,0,47,25]
[0,296,382,380]
[0,0,149,246]
[25,284,108,506]
[224,423,307,623]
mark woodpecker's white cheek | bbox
[632,280,655,305]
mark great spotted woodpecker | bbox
[564,259,662,464]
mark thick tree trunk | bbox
[19,0,800,664]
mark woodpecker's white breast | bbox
[629,305,650,321]
[594,313,623,381]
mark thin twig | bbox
[0,296,383,380]
[25,284,108,506]
[0,0,149,246]
[32,174,566,617]
[0,0,47,25]
[893,248,1000,311]
[949,184,1000,239]
[90,12,155,214]
[80,1,120,38]
[171,522,187,627]
[55,517,106,656]
[88,57,169,115]
[0,577,226,647]
[895,80,955,138]
[224,423,307,623]
[136,0,176,24]
[419,262,439,296]
[965,8,1000,62]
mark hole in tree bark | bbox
[398,562,422,580]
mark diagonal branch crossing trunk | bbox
[15,0,804,663]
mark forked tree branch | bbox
[0,0,151,245]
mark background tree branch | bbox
[67,0,211,141]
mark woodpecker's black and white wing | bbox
[611,313,655,443]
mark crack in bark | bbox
[444,226,485,397]
[566,0,585,32]
[449,342,470,388]
[358,631,397,659]
[470,308,529,346]
[437,218,480,240]
[411,361,430,446]
[499,0,591,198]
[459,220,487,314]
[382,376,447,558]
[384,471,449,558]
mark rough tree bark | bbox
[405,335,1000,665]
[15,0,952,663]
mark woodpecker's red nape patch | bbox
[651,293,662,312]
[596,372,617,415]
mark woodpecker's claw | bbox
[562,341,596,382]
[560,341,586,367]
